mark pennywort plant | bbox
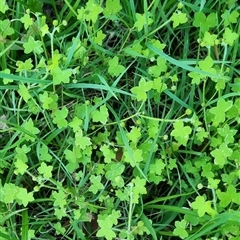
[0,0,240,239]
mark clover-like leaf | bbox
[105,163,125,187]
[173,219,189,239]
[20,12,34,30]
[0,0,9,13]
[170,121,192,146]
[23,36,43,54]
[0,19,14,37]
[52,106,69,128]
[221,10,239,27]
[126,127,141,144]
[198,56,216,74]
[38,162,53,178]
[75,129,92,150]
[16,188,34,207]
[195,127,209,143]
[200,31,217,47]
[39,91,58,110]
[97,210,121,240]
[14,159,28,175]
[93,30,106,45]
[103,0,122,17]
[132,176,147,204]
[40,22,49,37]
[131,78,153,101]
[209,98,232,126]
[64,146,82,173]
[123,149,143,167]
[223,27,239,46]
[134,12,153,31]
[148,57,167,77]
[149,159,165,176]
[54,222,66,235]
[188,71,205,85]
[207,177,220,189]
[54,207,67,220]
[23,118,40,141]
[191,195,216,217]
[217,124,237,144]
[132,221,150,235]
[18,83,31,102]
[108,56,125,77]
[69,116,83,132]
[89,175,104,194]
[201,164,214,178]
[100,144,115,163]
[51,66,72,85]
[15,145,31,163]
[52,190,67,209]
[2,183,19,203]
[39,144,52,162]
[85,0,103,23]
[193,12,217,32]
[91,104,109,124]
[210,142,232,167]
[152,77,167,93]
[1,68,13,84]
[16,58,34,73]
[171,11,187,28]
[217,185,240,208]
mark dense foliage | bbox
[0,0,240,239]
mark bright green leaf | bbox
[171,11,187,28]
[16,58,33,72]
[93,30,106,45]
[131,78,153,101]
[210,142,232,167]
[51,66,72,85]
[103,0,122,17]
[123,149,143,167]
[132,176,147,204]
[38,162,53,178]
[171,121,192,146]
[75,129,92,150]
[23,118,40,141]
[52,190,67,208]
[0,0,9,13]
[52,106,69,128]
[134,12,153,31]
[85,0,103,23]
[126,127,141,144]
[209,98,232,126]
[91,104,109,124]
[69,116,83,132]
[14,159,28,175]
[39,144,52,162]
[223,27,239,46]
[89,175,104,194]
[191,195,216,217]
[20,13,34,30]
[0,19,14,37]
[108,56,125,77]
[16,188,34,207]
[18,84,31,102]
[173,219,189,239]
[100,144,115,163]
[23,36,43,54]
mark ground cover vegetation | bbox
[0,0,240,239]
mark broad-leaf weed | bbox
[0,0,239,239]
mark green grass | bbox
[0,0,240,239]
